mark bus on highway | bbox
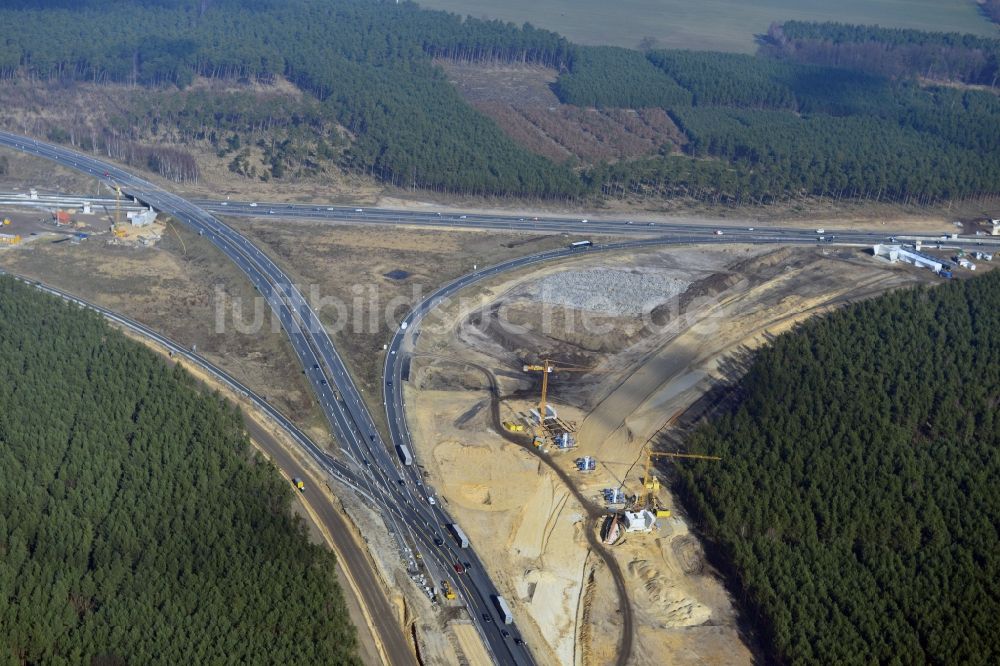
[569,240,593,249]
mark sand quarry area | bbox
[404,243,939,665]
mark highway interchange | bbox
[3,130,1000,665]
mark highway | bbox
[4,130,1000,665]
[0,131,540,666]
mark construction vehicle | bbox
[522,359,593,447]
[440,580,456,600]
[502,421,524,432]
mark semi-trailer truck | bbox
[493,595,513,624]
[448,523,470,548]
[397,444,413,466]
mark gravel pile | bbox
[532,268,687,316]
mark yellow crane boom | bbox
[522,359,592,446]
[641,450,721,517]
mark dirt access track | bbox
[404,243,940,665]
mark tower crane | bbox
[104,178,126,238]
[522,359,593,447]
[638,450,720,517]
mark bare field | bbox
[404,243,946,664]
[441,61,685,165]
[225,217,598,423]
[418,0,997,52]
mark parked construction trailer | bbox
[492,595,513,624]
[397,444,413,466]
[448,523,470,548]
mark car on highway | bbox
[355,208,363,212]
[715,229,724,235]
[459,215,467,219]
[581,219,588,223]
[453,562,465,574]
[434,535,444,546]
[514,637,524,646]
[482,613,492,623]
[249,202,258,207]
[748,227,754,231]
[501,629,510,638]
[648,222,655,226]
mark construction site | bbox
[402,242,945,665]
[0,185,166,248]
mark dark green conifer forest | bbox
[676,272,1000,664]
[1,1,1000,206]
[0,277,358,665]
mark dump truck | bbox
[292,477,305,492]
[502,421,524,432]
[448,523,470,548]
[441,580,456,600]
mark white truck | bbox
[493,595,514,624]
[396,444,413,466]
[448,523,470,548]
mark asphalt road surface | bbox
[0,131,540,666]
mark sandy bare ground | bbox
[405,243,941,665]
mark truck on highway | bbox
[569,240,592,249]
[448,523,470,548]
[292,477,305,492]
[493,595,513,624]
[397,444,413,466]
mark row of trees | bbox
[553,46,692,108]
[0,276,359,664]
[986,1,1000,25]
[0,0,579,196]
[548,41,1000,204]
[3,1,1000,204]
[674,272,1000,664]
[766,21,1000,85]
